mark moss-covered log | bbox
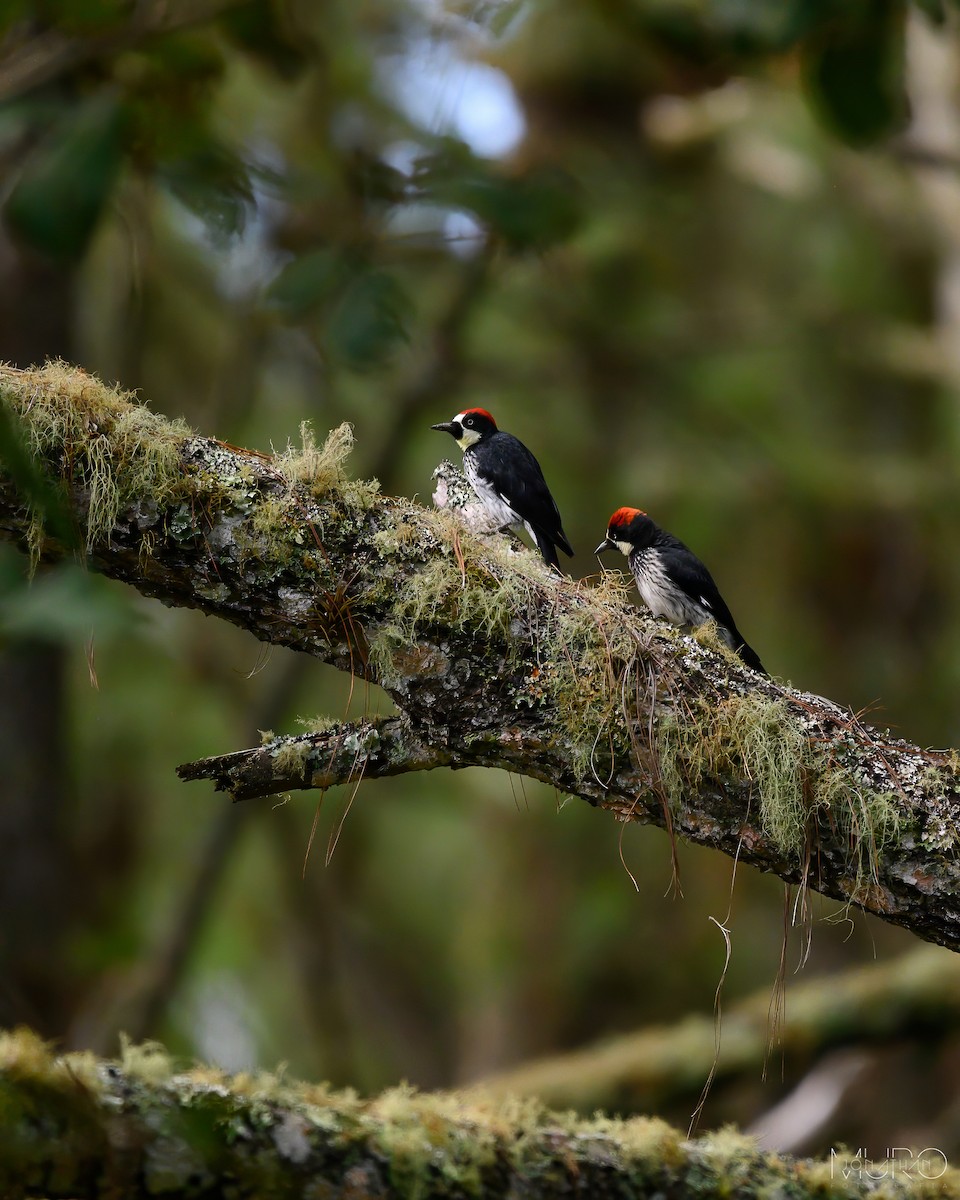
[0,1028,956,1200]
[2,363,960,952]
[471,944,960,1114]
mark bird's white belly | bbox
[632,551,711,629]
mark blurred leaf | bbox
[0,557,144,644]
[37,0,131,33]
[267,248,354,318]
[3,91,126,262]
[0,397,76,548]
[347,150,410,207]
[714,0,830,48]
[269,252,410,367]
[143,30,225,81]
[641,0,815,55]
[119,33,231,224]
[802,1,908,146]
[115,33,225,125]
[158,142,253,243]
[585,0,820,87]
[417,149,581,251]
[325,269,410,370]
[219,0,310,78]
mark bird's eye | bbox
[465,417,474,426]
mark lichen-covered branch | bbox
[0,1029,955,1200]
[176,716,453,801]
[470,944,960,1114]
[2,363,960,951]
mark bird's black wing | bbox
[656,537,765,674]
[655,540,737,626]
[484,432,573,557]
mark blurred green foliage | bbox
[4,92,126,260]
[1,0,959,1161]
[802,1,908,145]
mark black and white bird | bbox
[595,506,765,674]
[431,408,573,569]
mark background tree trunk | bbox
[0,238,78,1037]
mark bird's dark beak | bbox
[594,537,615,556]
[431,422,457,435]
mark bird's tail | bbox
[736,638,766,675]
[534,532,561,570]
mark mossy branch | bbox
[1,1028,957,1200]
[2,363,960,951]
[176,716,452,800]
[471,945,960,1114]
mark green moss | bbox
[656,690,906,880]
[724,693,807,854]
[658,694,805,854]
[275,420,380,510]
[606,1114,683,1163]
[8,1031,960,1197]
[295,714,341,734]
[690,619,744,667]
[814,768,901,890]
[246,494,302,565]
[534,576,641,781]
[0,366,382,579]
[918,764,960,851]
[272,738,313,775]
[403,557,517,639]
[367,515,646,785]
[372,518,423,557]
[275,421,353,495]
[118,1033,175,1084]
[368,535,525,684]
[0,361,193,560]
[371,1086,501,1197]
[0,1027,62,1084]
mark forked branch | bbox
[2,363,960,951]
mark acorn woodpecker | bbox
[595,507,765,674]
[431,408,573,569]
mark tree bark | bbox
[0,1028,953,1200]
[2,363,960,954]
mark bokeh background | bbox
[2,0,960,1163]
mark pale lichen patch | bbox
[918,766,960,851]
[273,1111,313,1163]
[272,738,314,775]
